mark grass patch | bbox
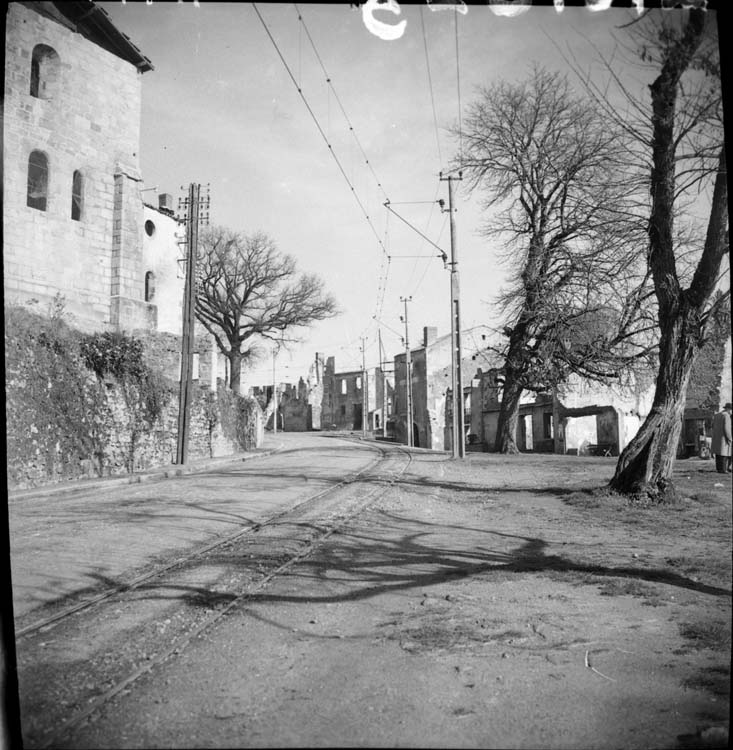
[679,621,732,651]
[682,664,731,697]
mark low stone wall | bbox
[4,306,263,490]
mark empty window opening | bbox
[71,170,83,220]
[145,219,156,237]
[341,379,346,395]
[543,412,554,440]
[145,271,156,302]
[27,150,49,211]
[30,45,60,99]
[356,376,362,390]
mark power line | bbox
[454,11,463,162]
[420,5,443,168]
[294,4,389,205]
[410,211,448,298]
[384,200,448,260]
[252,4,388,258]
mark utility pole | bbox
[378,329,387,438]
[272,346,278,434]
[176,182,209,465]
[440,172,464,459]
[360,337,367,438]
[400,296,413,448]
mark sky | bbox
[99,1,669,386]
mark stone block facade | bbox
[3,2,151,332]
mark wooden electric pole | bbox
[440,172,465,459]
[176,183,209,465]
[272,346,278,435]
[361,337,368,438]
[378,328,387,438]
[400,296,413,448]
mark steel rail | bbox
[37,442,412,750]
[15,442,386,640]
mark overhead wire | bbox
[292,3,395,346]
[410,211,448,298]
[294,3,390,205]
[454,10,463,162]
[420,5,443,168]
[252,3,389,260]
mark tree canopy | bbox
[195,226,338,393]
[455,66,653,452]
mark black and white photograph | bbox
[3,0,730,747]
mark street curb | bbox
[8,444,285,502]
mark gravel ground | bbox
[24,447,729,749]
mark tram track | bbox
[19,441,413,749]
[15,440,386,641]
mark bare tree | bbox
[589,8,728,500]
[195,227,339,394]
[455,67,653,453]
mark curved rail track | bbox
[22,440,413,749]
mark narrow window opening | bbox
[27,150,49,211]
[543,412,554,440]
[71,170,83,220]
[145,271,156,302]
[341,379,346,395]
[30,45,60,99]
[30,56,40,97]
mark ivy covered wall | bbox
[4,303,263,490]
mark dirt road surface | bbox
[7,434,731,748]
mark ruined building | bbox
[392,326,497,450]
[321,356,392,433]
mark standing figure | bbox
[711,402,732,474]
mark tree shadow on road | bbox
[83,509,729,616]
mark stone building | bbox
[3,2,228,389]
[4,1,154,331]
[392,326,496,450]
[680,304,732,458]
[139,195,225,388]
[471,367,656,456]
[321,356,391,433]
[277,379,314,432]
[471,304,730,457]
[141,195,183,335]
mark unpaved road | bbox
[8,435,731,748]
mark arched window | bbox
[71,170,83,220]
[145,271,156,302]
[27,151,49,211]
[30,45,60,99]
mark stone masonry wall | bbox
[5,309,263,490]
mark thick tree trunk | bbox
[610,311,701,500]
[494,376,523,453]
[228,351,243,395]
